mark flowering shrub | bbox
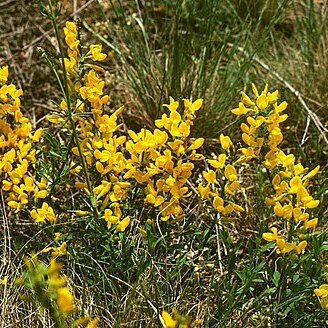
[231,83,320,254]
[2,5,327,327]
[41,21,247,232]
[0,66,54,220]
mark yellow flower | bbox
[52,242,68,258]
[56,287,75,314]
[64,21,79,59]
[231,102,249,115]
[0,66,9,83]
[163,96,179,111]
[30,202,56,223]
[65,21,77,34]
[198,184,210,199]
[225,180,239,194]
[231,203,244,212]
[208,154,226,169]
[188,138,204,150]
[203,170,216,183]
[47,113,65,124]
[241,92,255,106]
[219,134,233,151]
[41,242,67,258]
[267,90,279,103]
[87,318,100,328]
[183,98,203,112]
[301,218,318,230]
[156,150,174,171]
[161,311,178,328]
[116,216,131,232]
[314,284,328,309]
[31,128,43,142]
[213,196,224,212]
[104,209,119,227]
[263,227,279,242]
[274,101,288,113]
[224,165,237,181]
[273,202,293,219]
[289,176,303,194]
[88,44,107,61]
[168,140,185,154]
[256,93,269,110]
[315,284,328,298]
[304,165,320,180]
[251,83,260,97]
[94,181,111,199]
[276,238,294,254]
[166,176,176,187]
[63,57,76,75]
[294,240,307,254]
[292,207,309,222]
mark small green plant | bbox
[17,253,99,328]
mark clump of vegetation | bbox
[1,0,327,327]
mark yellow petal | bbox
[116,216,131,232]
[161,311,178,328]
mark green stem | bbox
[47,0,98,219]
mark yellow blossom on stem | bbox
[263,227,279,242]
[30,202,56,223]
[276,238,294,254]
[235,84,320,255]
[161,311,178,328]
[0,66,9,82]
[63,21,79,60]
[198,184,210,199]
[231,102,249,115]
[115,216,131,232]
[301,218,318,230]
[219,133,233,151]
[294,240,307,254]
[41,242,68,259]
[203,170,216,183]
[56,287,75,314]
[87,44,107,61]
[314,284,328,309]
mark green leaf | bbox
[273,271,281,287]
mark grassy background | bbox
[1,0,328,327]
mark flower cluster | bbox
[48,21,131,230]
[231,84,285,164]
[52,22,244,229]
[198,133,244,218]
[0,66,55,222]
[232,84,320,254]
[125,97,205,221]
[262,163,320,254]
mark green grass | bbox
[84,0,291,137]
[82,0,328,140]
